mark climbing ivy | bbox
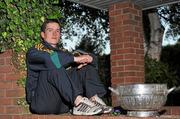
[0,0,62,70]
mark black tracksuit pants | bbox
[30,65,106,114]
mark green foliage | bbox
[161,43,180,70]
[0,0,62,70]
[145,56,178,88]
[161,43,180,85]
[17,97,30,113]
[17,77,28,110]
[0,0,62,53]
[0,1,9,52]
[17,76,26,88]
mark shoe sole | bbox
[73,109,103,115]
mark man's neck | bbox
[42,40,59,50]
[49,43,57,48]
[44,40,57,48]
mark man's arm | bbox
[27,47,56,71]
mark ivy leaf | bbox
[27,30,33,36]
[2,32,7,38]
[40,16,45,22]
[5,0,13,5]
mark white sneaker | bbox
[73,97,103,115]
[92,95,113,114]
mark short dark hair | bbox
[41,19,61,32]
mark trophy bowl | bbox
[109,84,175,117]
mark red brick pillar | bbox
[109,2,145,106]
[0,50,26,115]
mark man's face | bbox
[41,22,61,47]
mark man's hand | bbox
[74,55,93,69]
[77,63,87,69]
[74,55,93,64]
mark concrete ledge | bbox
[161,106,180,115]
[0,114,180,119]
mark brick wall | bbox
[0,50,27,116]
[108,1,145,106]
